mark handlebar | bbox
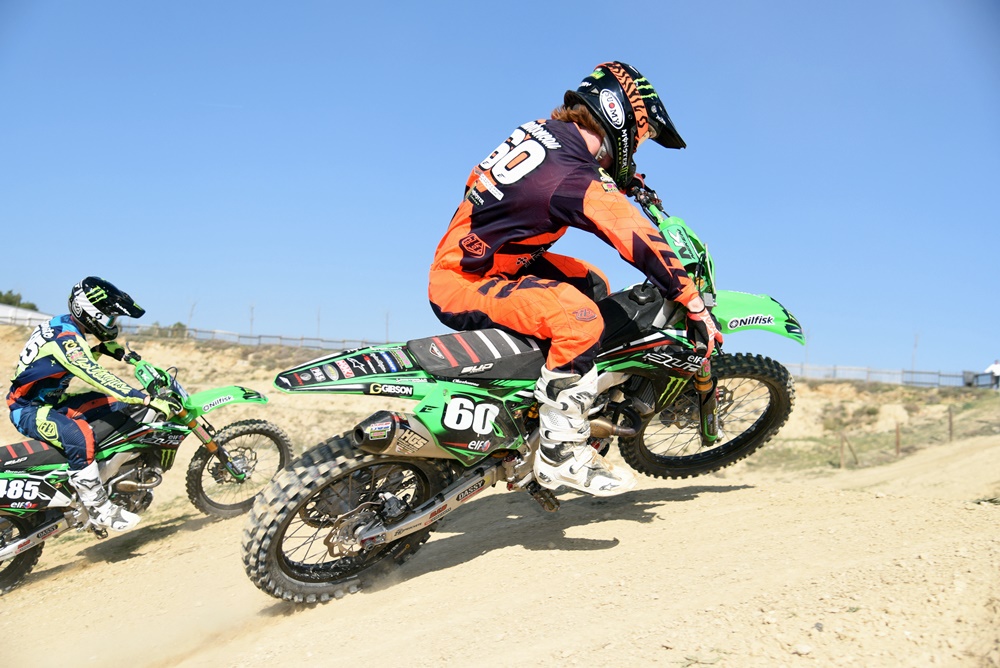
[627,175,716,300]
[120,348,178,400]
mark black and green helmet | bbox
[68,276,145,341]
[564,61,686,188]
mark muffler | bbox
[352,411,451,459]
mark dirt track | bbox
[1,327,998,667]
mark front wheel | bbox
[241,437,451,604]
[0,515,44,595]
[618,353,794,479]
[186,419,293,518]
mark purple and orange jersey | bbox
[430,118,697,302]
[429,118,697,373]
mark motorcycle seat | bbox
[0,439,68,471]
[407,329,546,381]
[408,286,684,381]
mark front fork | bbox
[175,408,248,482]
[694,359,720,445]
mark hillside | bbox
[0,325,998,667]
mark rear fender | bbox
[273,345,433,401]
[713,290,805,344]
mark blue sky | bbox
[1,1,998,374]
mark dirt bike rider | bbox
[429,61,723,497]
[6,277,171,531]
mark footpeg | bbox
[526,481,560,512]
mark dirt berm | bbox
[0,325,997,667]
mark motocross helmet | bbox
[68,276,145,342]
[564,61,686,188]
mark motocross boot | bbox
[533,366,637,497]
[68,462,140,532]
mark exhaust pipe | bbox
[352,411,451,459]
[589,417,637,439]
[112,470,163,493]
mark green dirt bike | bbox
[241,180,805,603]
[0,349,292,595]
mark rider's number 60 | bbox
[480,127,546,185]
[443,397,500,436]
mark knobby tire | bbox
[241,436,451,604]
[619,353,794,479]
[186,419,293,519]
[0,514,44,595]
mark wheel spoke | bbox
[278,460,429,579]
[617,354,794,479]
[188,421,291,517]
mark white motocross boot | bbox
[533,366,637,497]
[68,462,140,532]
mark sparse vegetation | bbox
[0,290,38,311]
[759,380,1000,472]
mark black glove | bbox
[686,308,724,357]
[93,341,126,361]
[625,173,661,207]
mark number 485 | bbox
[0,478,41,501]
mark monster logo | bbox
[85,286,108,304]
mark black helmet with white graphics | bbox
[68,276,145,341]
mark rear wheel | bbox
[186,419,293,518]
[242,437,451,603]
[619,353,794,479]
[0,515,43,596]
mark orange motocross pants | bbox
[428,252,609,375]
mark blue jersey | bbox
[7,315,145,411]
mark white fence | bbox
[0,316,375,352]
[783,362,994,389]
[118,323,375,352]
[2,315,994,389]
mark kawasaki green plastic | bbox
[650,206,803,346]
[713,290,805,344]
[183,386,267,420]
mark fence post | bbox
[842,433,858,465]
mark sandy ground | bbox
[0,325,998,667]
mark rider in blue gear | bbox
[6,277,154,531]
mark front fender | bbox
[713,290,805,345]
[184,386,268,419]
